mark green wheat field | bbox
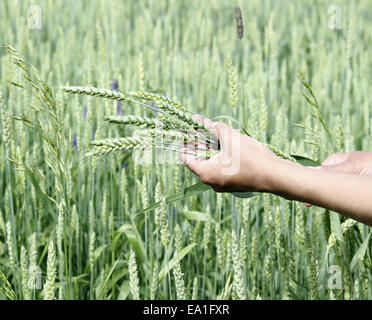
[0,0,371,300]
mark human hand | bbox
[317,151,372,175]
[179,117,286,193]
[304,151,372,207]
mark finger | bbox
[320,162,350,173]
[192,114,214,130]
[211,122,233,149]
[321,153,348,166]
[192,114,204,122]
[179,149,204,176]
[204,118,214,130]
[310,155,351,174]
[180,152,219,185]
[183,141,212,155]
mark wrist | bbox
[262,158,302,194]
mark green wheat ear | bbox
[299,72,332,140]
[62,86,127,101]
[104,115,159,128]
[226,55,238,109]
[129,91,209,132]
[86,137,150,156]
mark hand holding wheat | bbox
[180,118,372,225]
[180,116,282,193]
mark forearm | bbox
[268,159,372,226]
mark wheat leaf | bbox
[350,232,371,270]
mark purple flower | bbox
[111,79,119,91]
[122,162,128,169]
[117,101,122,115]
[111,79,122,115]
[83,107,87,121]
[152,102,158,117]
[92,130,95,140]
[72,135,78,153]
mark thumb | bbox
[211,122,235,149]
[321,153,348,166]
[318,153,351,173]
[179,151,204,177]
[319,161,352,174]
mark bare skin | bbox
[180,119,372,226]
